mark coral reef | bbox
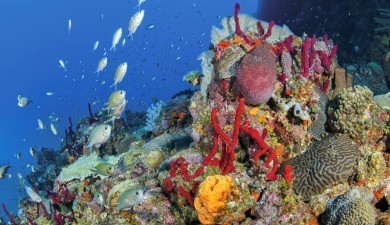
[14,4,389,225]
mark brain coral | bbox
[235,45,277,105]
[282,134,360,201]
[322,187,376,225]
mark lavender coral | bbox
[144,100,165,132]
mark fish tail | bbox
[85,143,93,154]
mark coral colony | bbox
[7,3,389,225]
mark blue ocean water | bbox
[0,0,259,218]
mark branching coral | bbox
[144,100,166,133]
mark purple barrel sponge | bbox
[235,45,277,105]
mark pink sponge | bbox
[235,45,277,105]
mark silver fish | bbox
[59,59,67,71]
[110,28,122,51]
[94,191,105,207]
[116,188,144,211]
[26,186,42,203]
[128,10,144,40]
[17,95,32,107]
[15,152,21,159]
[30,147,36,157]
[68,19,72,33]
[93,41,99,51]
[0,164,11,179]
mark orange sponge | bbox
[194,175,236,224]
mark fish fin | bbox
[95,144,101,148]
[130,33,133,40]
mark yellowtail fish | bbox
[46,92,54,96]
[85,124,112,153]
[110,62,127,89]
[92,162,115,176]
[110,28,122,51]
[37,118,45,130]
[122,38,126,46]
[95,57,108,74]
[128,10,144,40]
